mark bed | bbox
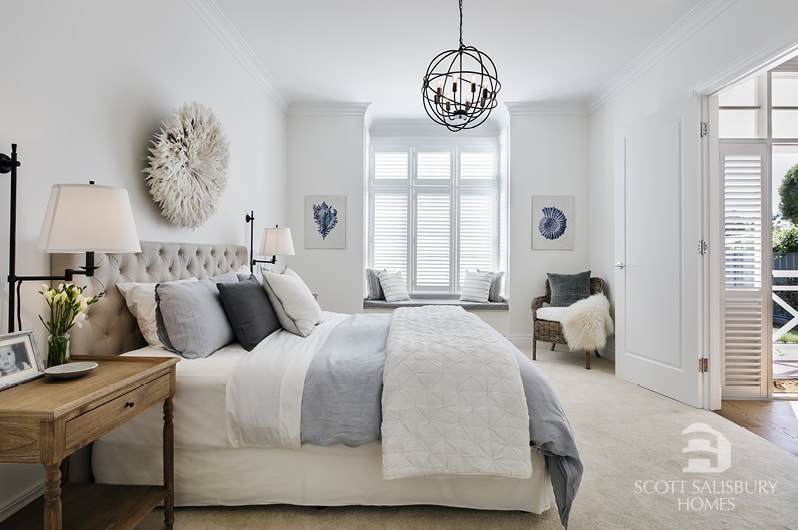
[53,242,582,527]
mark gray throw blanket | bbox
[300,313,582,527]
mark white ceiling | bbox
[212,0,706,118]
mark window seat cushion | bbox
[363,297,508,311]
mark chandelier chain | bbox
[459,0,464,48]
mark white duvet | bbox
[381,306,533,479]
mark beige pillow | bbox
[377,270,410,302]
[117,278,197,347]
[261,268,322,337]
[460,270,494,302]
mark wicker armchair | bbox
[531,277,606,369]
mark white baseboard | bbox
[508,334,533,349]
[0,481,43,523]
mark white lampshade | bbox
[36,184,141,253]
[259,227,295,257]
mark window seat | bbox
[363,297,509,335]
[363,297,508,311]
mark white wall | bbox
[588,1,798,363]
[506,111,590,345]
[0,0,286,519]
[284,108,367,314]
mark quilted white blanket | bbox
[381,306,533,480]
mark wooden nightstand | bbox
[0,355,178,530]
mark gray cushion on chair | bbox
[548,271,591,307]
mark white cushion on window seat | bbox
[536,306,568,322]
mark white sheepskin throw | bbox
[144,102,230,229]
[561,294,614,351]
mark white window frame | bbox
[367,137,504,295]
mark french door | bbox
[717,141,771,398]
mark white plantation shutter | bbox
[459,192,495,283]
[368,140,502,294]
[374,152,408,180]
[417,151,451,180]
[720,141,769,398]
[461,151,493,180]
[372,193,408,280]
[416,193,451,289]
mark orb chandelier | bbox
[422,0,502,132]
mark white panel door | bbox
[615,99,703,408]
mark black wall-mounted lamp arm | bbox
[2,144,101,332]
[9,259,97,333]
[2,143,22,333]
[246,211,256,272]
[246,211,278,272]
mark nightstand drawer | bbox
[65,373,171,453]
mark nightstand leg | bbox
[43,463,62,530]
[163,397,175,529]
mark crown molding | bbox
[504,101,589,116]
[589,0,736,113]
[185,0,288,112]
[287,102,371,116]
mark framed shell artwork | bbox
[532,195,574,250]
[305,195,346,249]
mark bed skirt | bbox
[93,440,553,512]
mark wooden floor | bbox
[715,399,798,457]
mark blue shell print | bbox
[538,206,567,240]
[313,201,338,240]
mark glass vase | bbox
[47,333,70,367]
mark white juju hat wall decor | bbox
[144,102,230,229]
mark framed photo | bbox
[305,195,346,249]
[0,330,45,390]
[532,195,575,250]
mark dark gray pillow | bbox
[548,271,591,307]
[365,268,385,300]
[218,275,280,351]
[155,279,235,358]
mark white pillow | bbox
[117,278,198,347]
[261,268,322,337]
[378,270,410,302]
[460,270,494,302]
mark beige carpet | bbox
[137,348,798,529]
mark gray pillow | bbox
[479,269,505,302]
[155,279,235,358]
[489,271,505,302]
[548,271,591,307]
[365,268,385,300]
[218,276,280,351]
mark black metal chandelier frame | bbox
[422,0,501,132]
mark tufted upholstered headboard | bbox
[51,241,248,357]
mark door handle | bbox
[614,261,625,269]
